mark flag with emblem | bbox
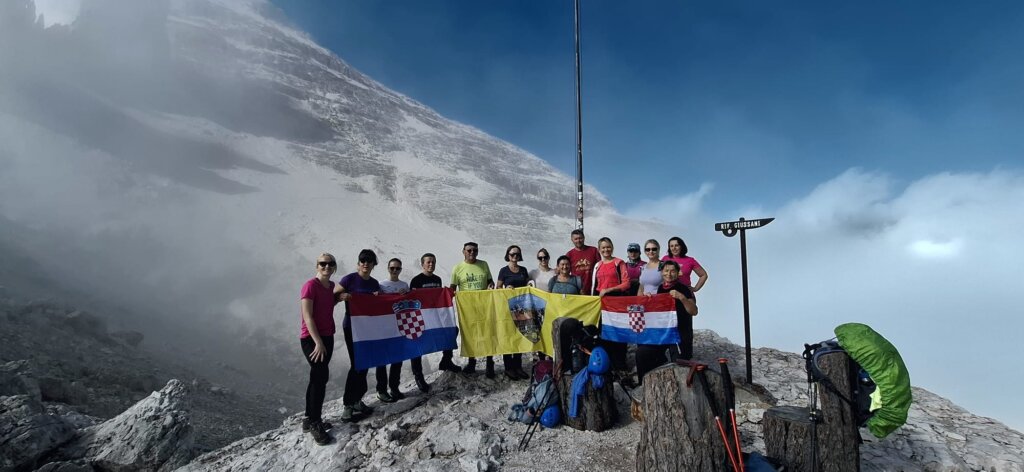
[600,294,679,345]
[455,287,602,357]
[348,288,458,370]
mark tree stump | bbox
[636,362,732,472]
[551,317,618,432]
[763,351,860,472]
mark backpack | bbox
[803,340,877,428]
[508,359,558,424]
[803,323,911,439]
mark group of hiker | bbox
[297,229,709,445]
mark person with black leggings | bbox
[298,253,339,445]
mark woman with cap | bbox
[624,242,644,296]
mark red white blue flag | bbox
[349,288,458,370]
[600,294,679,345]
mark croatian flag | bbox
[349,288,459,370]
[600,294,680,345]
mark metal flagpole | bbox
[574,0,585,231]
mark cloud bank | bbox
[626,168,1024,430]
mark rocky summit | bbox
[7,329,1018,471]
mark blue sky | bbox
[273,1,1024,429]
[274,0,1023,216]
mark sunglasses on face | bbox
[318,261,337,268]
[465,249,478,253]
[509,252,521,258]
[538,256,549,261]
[388,267,402,271]
[645,247,659,252]
[358,259,374,265]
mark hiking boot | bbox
[485,358,495,379]
[377,390,396,403]
[390,388,406,401]
[308,421,332,445]
[351,401,373,415]
[302,417,333,432]
[438,358,462,373]
[513,368,531,380]
[463,358,477,375]
[415,375,431,393]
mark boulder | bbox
[59,379,195,471]
[0,360,42,400]
[0,394,77,471]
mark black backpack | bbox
[803,340,877,427]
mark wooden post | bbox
[636,363,731,472]
[763,351,860,472]
[551,317,618,432]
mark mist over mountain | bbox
[2,1,1023,470]
[0,0,625,335]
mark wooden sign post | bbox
[715,217,774,384]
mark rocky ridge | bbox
[179,331,1024,472]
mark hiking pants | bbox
[636,344,671,384]
[377,362,402,392]
[342,322,368,406]
[410,348,455,377]
[300,335,334,422]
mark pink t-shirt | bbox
[300,278,336,338]
[661,255,703,287]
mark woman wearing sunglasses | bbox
[638,239,664,296]
[298,253,338,445]
[496,245,531,380]
[336,249,381,422]
[529,248,555,292]
[377,258,410,401]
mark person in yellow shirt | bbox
[449,242,495,377]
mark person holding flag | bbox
[336,249,381,422]
[377,258,410,401]
[409,252,461,393]
[657,260,699,361]
[449,242,496,378]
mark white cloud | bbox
[623,182,715,224]
[908,238,962,258]
[623,168,1024,430]
[34,0,81,27]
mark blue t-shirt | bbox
[497,266,531,288]
[340,272,380,326]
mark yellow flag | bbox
[455,287,601,357]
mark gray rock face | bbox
[179,333,1024,472]
[59,379,195,471]
[0,394,77,471]
[181,369,506,472]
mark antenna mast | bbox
[573,0,585,231]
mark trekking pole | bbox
[719,358,745,472]
[696,366,741,472]
[518,377,557,451]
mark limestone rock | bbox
[59,379,194,471]
[0,394,77,471]
[0,359,41,400]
